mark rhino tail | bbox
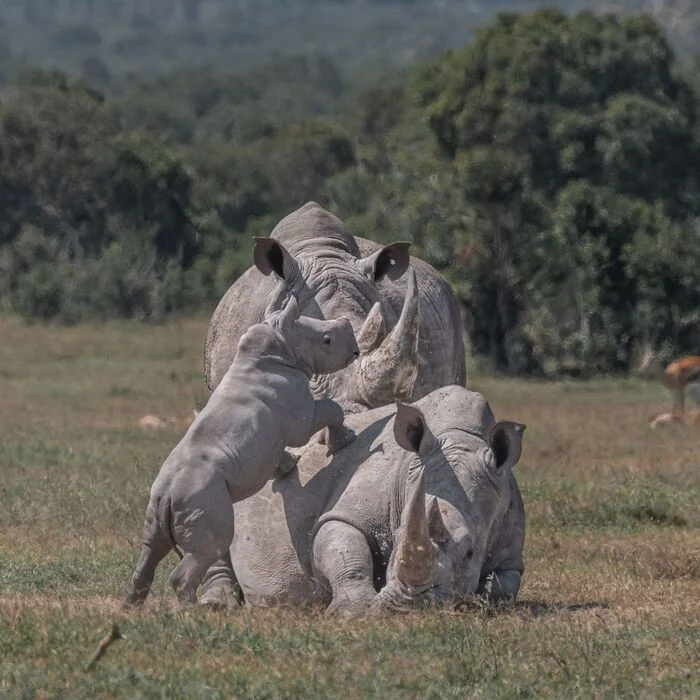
[157,498,184,560]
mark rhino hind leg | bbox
[123,541,171,607]
[199,551,243,608]
[168,489,235,605]
[123,502,172,607]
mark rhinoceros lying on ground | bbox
[199,386,526,615]
[205,201,465,412]
[124,295,360,606]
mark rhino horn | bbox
[355,302,386,355]
[357,268,420,404]
[394,470,436,589]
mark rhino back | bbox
[355,237,466,394]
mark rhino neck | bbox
[235,325,313,378]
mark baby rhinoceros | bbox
[123,294,359,606]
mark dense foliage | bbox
[408,10,700,375]
[1,6,700,376]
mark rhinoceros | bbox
[124,296,360,606]
[199,385,526,615]
[205,201,466,412]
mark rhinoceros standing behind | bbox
[205,201,466,412]
[199,386,526,615]
[124,295,360,607]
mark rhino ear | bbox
[357,242,411,282]
[489,421,526,471]
[253,238,299,282]
[394,403,438,458]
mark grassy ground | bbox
[0,315,698,698]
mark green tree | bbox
[412,9,700,375]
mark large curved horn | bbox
[357,268,420,405]
[394,471,436,589]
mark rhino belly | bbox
[231,494,322,607]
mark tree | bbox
[412,9,700,374]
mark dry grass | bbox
[1,315,699,698]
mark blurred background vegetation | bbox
[1,1,700,377]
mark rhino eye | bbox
[466,549,474,560]
[323,335,332,345]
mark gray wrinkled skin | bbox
[199,386,526,616]
[205,201,466,412]
[124,297,360,606]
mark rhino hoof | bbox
[198,587,241,610]
[325,426,356,456]
[273,451,300,479]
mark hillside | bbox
[0,1,599,85]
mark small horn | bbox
[356,303,386,355]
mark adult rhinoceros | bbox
[205,201,466,412]
[199,385,526,615]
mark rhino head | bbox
[253,236,420,412]
[263,294,360,377]
[379,403,526,610]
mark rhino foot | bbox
[272,451,300,479]
[325,425,357,456]
[198,584,242,609]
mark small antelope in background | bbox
[138,410,200,430]
[640,346,700,425]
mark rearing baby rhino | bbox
[124,295,360,606]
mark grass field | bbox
[0,314,698,698]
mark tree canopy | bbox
[2,7,700,377]
[350,9,700,375]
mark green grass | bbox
[1,315,698,698]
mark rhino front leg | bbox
[309,399,356,455]
[313,520,377,617]
[476,569,522,603]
